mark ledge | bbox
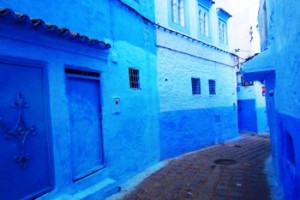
[0,8,111,50]
[242,48,275,81]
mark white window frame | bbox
[199,7,209,37]
[171,0,185,27]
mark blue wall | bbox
[0,0,159,199]
[160,106,239,159]
[256,106,268,133]
[278,113,300,199]
[243,0,300,198]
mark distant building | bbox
[155,0,239,159]
[0,1,159,199]
[220,0,269,134]
[243,0,300,199]
[236,73,268,133]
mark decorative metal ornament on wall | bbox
[1,92,36,167]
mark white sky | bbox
[214,0,259,14]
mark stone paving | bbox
[121,134,271,200]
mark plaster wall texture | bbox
[0,0,160,199]
[155,0,233,51]
[237,85,256,100]
[157,41,238,158]
[103,41,160,182]
[237,74,268,134]
[237,81,266,106]
[243,0,300,198]
[231,0,268,134]
[271,1,300,199]
[157,42,236,112]
[272,1,300,118]
[155,0,239,159]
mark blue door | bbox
[0,59,52,200]
[238,99,257,133]
[66,69,104,181]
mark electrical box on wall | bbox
[112,97,120,114]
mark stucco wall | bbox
[155,0,233,51]
[156,26,239,159]
[272,1,300,199]
[237,78,268,133]
[0,0,159,199]
[243,0,300,198]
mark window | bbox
[218,20,227,45]
[171,0,185,26]
[217,8,231,46]
[241,75,253,86]
[191,78,201,95]
[198,0,213,39]
[199,9,209,37]
[128,68,140,89]
[209,80,216,95]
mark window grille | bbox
[209,79,216,95]
[191,78,201,95]
[65,68,100,77]
[129,68,140,89]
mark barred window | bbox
[191,78,201,95]
[128,68,140,89]
[209,79,216,95]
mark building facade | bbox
[155,0,239,159]
[228,0,268,134]
[243,0,300,199]
[237,75,268,133]
[0,0,159,199]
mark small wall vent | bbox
[65,68,100,77]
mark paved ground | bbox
[120,134,271,200]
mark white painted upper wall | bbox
[214,0,261,59]
[154,0,234,51]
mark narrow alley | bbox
[117,134,271,200]
[1,0,299,199]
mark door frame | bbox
[0,54,54,199]
[65,66,105,182]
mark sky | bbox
[215,0,261,58]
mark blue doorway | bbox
[65,68,104,181]
[238,99,257,133]
[0,57,53,200]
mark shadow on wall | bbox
[278,113,300,199]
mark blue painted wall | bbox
[243,0,300,199]
[0,0,159,199]
[256,106,268,133]
[236,73,269,134]
[160,106,238,159]
[155,0,239,160]
[278,114,300,199]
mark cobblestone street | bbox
[119,134,271,200]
